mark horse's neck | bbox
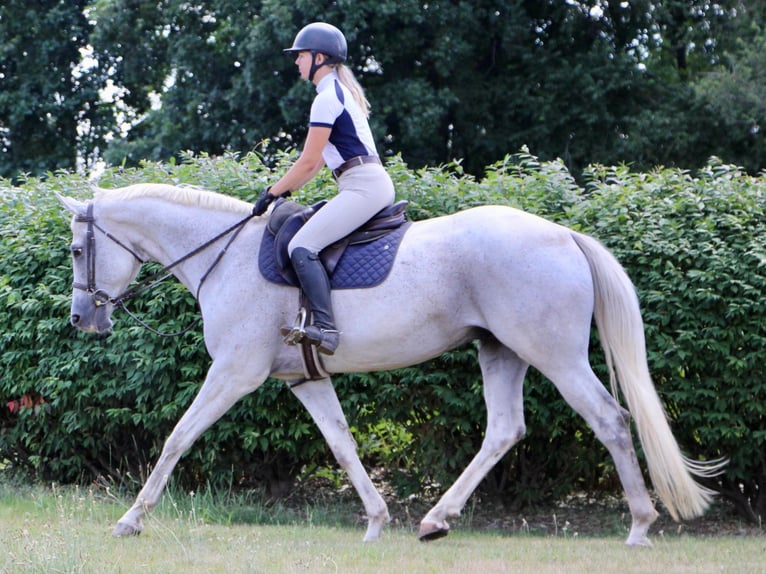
[104,198,255,289]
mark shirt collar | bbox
[315,71,339,93]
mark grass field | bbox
[0,482,763,573]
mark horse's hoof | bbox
[418,521,449,542]
[625,536,653,548]
[112,521,142,537]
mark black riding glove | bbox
[252,187,276,216]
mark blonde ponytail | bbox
[336,65,371,118]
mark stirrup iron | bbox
[281,307,308,345]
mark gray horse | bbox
[57,183,724,546]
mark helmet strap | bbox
[308,52,335,82]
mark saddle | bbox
[257,198,410,381]
[260,198,410,288]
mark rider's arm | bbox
[268,125,330,196]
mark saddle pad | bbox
[258,222,411,289]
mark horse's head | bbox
[57,194,144,333]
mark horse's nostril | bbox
[71,314,81,326]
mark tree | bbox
[87,1,655,175]
[693,24,766,173]
[3,2,766,179]
[0,0,108,179]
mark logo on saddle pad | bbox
[258,199,411,289]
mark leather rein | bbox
[73,203,254,336]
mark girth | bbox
[268,198,409,285]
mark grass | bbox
[0,482,763,574]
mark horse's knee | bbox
[324,424,359,467]
[160,433,192,460]
[502,423,526,449]
[484,422,525,457]
[511,423,526,445]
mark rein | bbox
[74,203,255,337]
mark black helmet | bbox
[284,22,347,64]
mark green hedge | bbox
[0,151,763,522]
[572,160,766,522]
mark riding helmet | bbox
[284,22,347,64]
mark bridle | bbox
[73,204,144,307]
[73,203,255,336]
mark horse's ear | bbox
[55,193,87,217]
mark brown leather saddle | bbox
[265,198,409,286]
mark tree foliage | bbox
[2,2,766,180]
[693,24,766,174]
[0,0,108,177]
[1,153,763,522]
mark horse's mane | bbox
[93,183,252,215]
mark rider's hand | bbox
[252,187,276,216]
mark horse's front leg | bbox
[289,378,390,541]
[113,362,267,536]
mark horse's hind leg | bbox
[419,338,528,541]
[545,363,659,546]
[289,378,390,541]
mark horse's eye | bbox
[71,246,83,258]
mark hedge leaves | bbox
[1,152,763,521]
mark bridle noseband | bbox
[72,202,254,335]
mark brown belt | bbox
[332,155,382,179]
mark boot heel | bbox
[304,326,340,355]
[318,334,339,355]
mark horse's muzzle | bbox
[70,300,113,334]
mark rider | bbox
[253,22,395,355]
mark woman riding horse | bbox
[252,22,395,355]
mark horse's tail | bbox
[570,231,726,521]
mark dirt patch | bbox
[283,476,763,539]
[464,496,760,538]
[385,494,761,538]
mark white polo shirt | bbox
[310,71,378,171]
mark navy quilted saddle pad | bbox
[258,206,412,290]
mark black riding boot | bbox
[289,247,340,355]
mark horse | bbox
[56,183,724,546]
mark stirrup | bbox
[281,307,308,346]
